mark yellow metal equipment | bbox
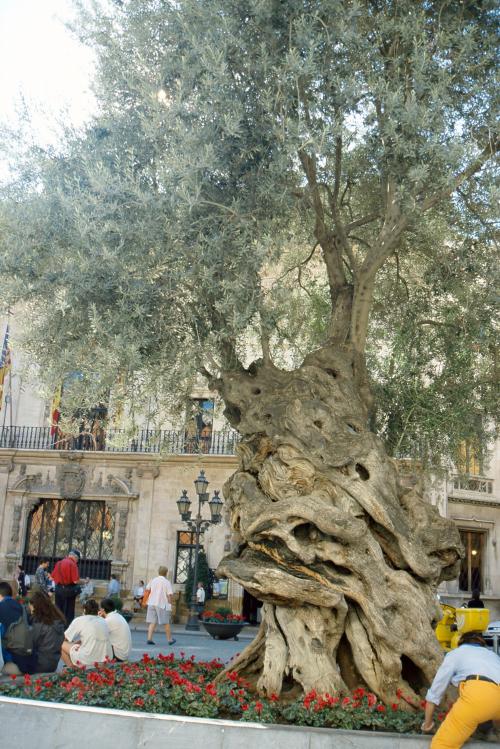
[435,604,490,651]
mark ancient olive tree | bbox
[1,0,498,703]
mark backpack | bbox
[4,605,34,656]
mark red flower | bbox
[367,693,377,708]
[303,690,318,709]
[342,696,351,707]
[376,704,386,712]
[134,698,145,707]
[148,688,156,695]
[269,692,279,702]
[241,704,248,711]
[254,701,263,714]
[391,703,399,711]
[205,683,217,697]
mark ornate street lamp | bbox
[176,490,192,520]
[208,489,223,524]
[177,470,223,630]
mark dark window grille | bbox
[23,498,115,579]
[174,530,204,583]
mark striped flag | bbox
[0,325,12,414]
[50,383,63,438]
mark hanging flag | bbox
[0,325,12,414]
[50,383,63,438]
[111,372,126,427]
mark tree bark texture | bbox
[215,344,462,704]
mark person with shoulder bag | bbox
[28,590,66,673]
[0,581,36,675]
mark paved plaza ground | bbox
[127,621,257,664]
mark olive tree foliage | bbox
[1,0,499,701]
[0,0,496,426]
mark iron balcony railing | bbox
[0,425,239,455]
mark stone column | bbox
[133,465,160,583]
[111,499,131,589]
[0,458,14,525]
[0,459,15,576]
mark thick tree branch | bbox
[332,135,342,206]
[345,212,381,232]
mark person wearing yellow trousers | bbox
[422,631,500,748]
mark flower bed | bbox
[0,653,442,734]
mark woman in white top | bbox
[61,599,113,668]
[145,566,176,646]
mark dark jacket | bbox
[32,619,65,673]
[0,597,37,674]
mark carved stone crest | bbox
[59,463,86,499]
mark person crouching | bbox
[423,630,500,748]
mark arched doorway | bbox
[23,498,115,579]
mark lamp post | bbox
[176,469,223,631]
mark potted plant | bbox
[201,607,248,640]
[110,595,134,623]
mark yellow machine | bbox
[435,604,490,651]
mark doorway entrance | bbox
[23,498,115,579]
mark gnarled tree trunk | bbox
[215,343,462,704]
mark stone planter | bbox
[201,620,248,640]
[0,697,489,749]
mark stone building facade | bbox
[0,447,241,612]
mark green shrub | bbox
[184,550,210,604]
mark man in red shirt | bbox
[52,549,81,624]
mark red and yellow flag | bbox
[0,325,12,414]
[50,383,63,437]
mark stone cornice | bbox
[8,489,138,501]
[0,448,238,469]
[448,496,499,509]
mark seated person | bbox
[28,590,65,673]
[133,581,145,611]
[79,578,94,605]
[107,575,120,597]
[61,599,112,669]
[99,597,132,661]
[0,581,37,675]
